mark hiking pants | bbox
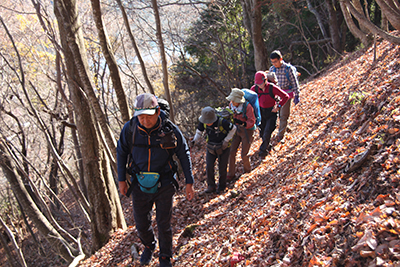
[228,126,254,176]
[278,97,292,139]
[131,183,175,258]
[206,146,230,191]
[260,107,278,152]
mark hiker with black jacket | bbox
[191,106,236,194]
[117,93,194,267]
[251,71,289,159]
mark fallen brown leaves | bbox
[79,33,400,266]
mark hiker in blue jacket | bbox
[117,93,194,267]
[192,106,236,194]
[251,71,289,159]
[269,50,300,143]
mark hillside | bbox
[79,35,400,266]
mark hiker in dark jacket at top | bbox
[117,93,194,267]
[191,106,236,194]
[226,88,256,181]
[251,71,289,159]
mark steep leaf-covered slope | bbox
[79,35,400,267]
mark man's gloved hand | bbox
[294,95,300,105]
[234,118,247,127]
[222,140,229,150]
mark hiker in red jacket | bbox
[251,71,289,158]
[226,88,256,181]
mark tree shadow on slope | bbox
[103,40,400,266]
[168,44,400,265]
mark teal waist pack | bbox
[136,172,160,193]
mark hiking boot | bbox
[226,175,235,182]
[160,256,172,267]
[217,187,225,194]
[277,136,285,144]
[203,187,216,194]
[140,246,153,265]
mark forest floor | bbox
[2,33,398,267]
[78,34,400,266]
[77,34,400,266]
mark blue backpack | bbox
[241,89,261,127]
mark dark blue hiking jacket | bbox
[117,112,194,186]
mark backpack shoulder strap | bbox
[285,64,292,83]
[268,84,275,100]
[218,117,227,134]
[129,118,137,153]
[242,101,248,120]
[255,85,270,96]
[218,116,223,127]
[161,119,180,187]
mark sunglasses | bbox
[134,106,159,112]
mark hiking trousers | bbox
[206,146,230,191]
[228,126,254,176]
[278,97,292,139]
[260,107,278,152]
[131,183,175,258]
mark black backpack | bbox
[125,116,179,196]
[157,98,170,119]
[255,84,275,100]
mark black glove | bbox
[234,118,246,127]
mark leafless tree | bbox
[151,0,175,121]
[340,0,400,46]
[241,0,269,71]
[90,0,131,122]
[116,0,156,96]
[0,139,80,262]
[53,0,126,253]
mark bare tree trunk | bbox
[0,216,27,267]
[0,105,39,206]
[375,0,400,30]
[54,0,126,252]
[116,0,155,95]
[342,0,400,45]
[0,228,17,267]
[0,141,78,263]
[353,0,369,32]
[55,51,87,197]
[307,0,328,39]
[293,10,319,72]
[326,0,342,53]
[90,0,130,122]
[382,12,389,31]
[54,0,118,173]
[49,121,66,209]
[151,0,175,122]
[241,0,269,71]
[339,0,371,46]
